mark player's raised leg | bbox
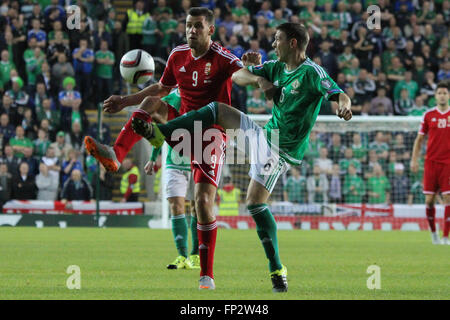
[85,96,169,172]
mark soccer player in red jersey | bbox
[411,81,450,245]
[84,7,258,288]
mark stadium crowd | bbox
[0,0,448,209]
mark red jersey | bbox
[159,42,243,115]
[419,107,450,164]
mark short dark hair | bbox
[276,23,310,52]
[188,7,215,25]
[437,80,449,90]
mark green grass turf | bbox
[0,227,448,300]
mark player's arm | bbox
[329,92,352,121]
[410,133,424,173]
[232,68,276,100]
[103,83,171,113]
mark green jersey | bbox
[284,175,307,203]
[0,60,15,86]
[154,89,191,172]
[248,58,344,165]
[367,175,390,204]
[95,50,115,79]
[343,174,365,203]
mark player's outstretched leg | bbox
[247,180,287,293]
[131,102,242,147]
[86,96,167,172]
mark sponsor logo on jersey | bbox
[292,79,300,89]
[432,118,436,122]
[205,62,211,75]
[208,170,215,176]
[179,66,186,72]
[264,159,274,172]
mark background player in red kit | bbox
[411,81,450,245]
[84,7,258,289]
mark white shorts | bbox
[165,168,194,200]
[240,113,290,193]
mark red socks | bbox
[197,220,217,279]
[113,109,152,163]
[426,206,436,233]
[444,205,450,238]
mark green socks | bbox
[171,214,188,258]
[157,102,218,137]
[248,204,283,273]
[190,215,199,255]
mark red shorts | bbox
[423,160,450,195]
[166,123,226,188]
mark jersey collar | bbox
[191,40,212,60]
[283,57,310,74]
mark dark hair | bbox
[276,23,309,52]
[188,7,215,25]
[437,80,449,90]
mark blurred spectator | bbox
[393,71,419,101]
[168,22,186,51]
[0,113,15,145]
[41,145,61,177]
[124,0,148,50]
[21,108,38,140]
[370,87,393,115]
[369,131,389,165]
[367,163,391,205]
[245,38,267,64]
[61,148,83,186]
[27,18,46,48]
[36,162,59,200]
[93,20,112,51]
[95,39,115,104]
[58,76,82,120]
[33,128,51,158]
[408,181,425,205]
[23,37,46,92]
[1,144,20,175]
[31,82,49,114]
[329,164,342,203]
[390,163,409,204]
[11,161,37,200]
[142,12,160,57]
[328,133,344,164]
[437,61,450,81]
[232,0,250,22]
[72,38,94,105]
[246,90,267,114]
[283,167,307,204]
[343,163,366,204]
[394,88,416,115]
[159,8,179,58]
[0,49,16,92]
[5,76,29,108]
[0,162,11,210]
[307,164,329,204]
[339,148,361,175]
[350,132,367,163]
[49,131,72,163]
[315,147,333,175]
[10,125,33,159]
[227,35,245,59]
[420,71,437,103]
[37,98,60,137]
[91,163,114,201]
[87,114,111,146]
[66,121,87,158]
[353,27,373,69]
[111,20,130,94]
[60,169,93,202]
[51,53,75,91]
[47,21,69,48]
[21,146,39,176]
[120,157,141,202]
[353,69,376,102]
[217,176,242,216]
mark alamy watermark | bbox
[366,265,381,290]
[66,265,81,290]
[66,5,81,30]
[366,5,381,30]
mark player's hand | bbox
[241,52,262,67]
[410,159,419,173]
[257,77,277,100]
[144,161,154,175]
[103,95,125,114]
[336,105,352,121]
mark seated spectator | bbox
[1,145,20,176]
[27,18,46,48]
[21,108,38,140]
[9,126,33,159]
[61,148,84,186]
[36,162,59,200]
[37,98,60,139]
[60,169,93,202]
[0,94,19,126]
[329,164,342,204]
[0,113,15,145]
[31,82,49,114]
[314,147,333,175]
[5,76,29,108]
[283,167,307,204]
[328,133,344,164]
[367,163,391,204]
[343,163,365,204]
[11,162,37,200]
[369,132,389,165]
[350,132,368,163]
[370,87,393,115]
[339,148,362,175]
[41,146,61,177]
[307,164,329,204]
[50,131,72,163]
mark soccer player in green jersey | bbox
[132,23,352,292]
[145,90,200,270]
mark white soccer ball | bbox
[120,49,155,85]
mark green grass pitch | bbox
[0,227,448,300]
